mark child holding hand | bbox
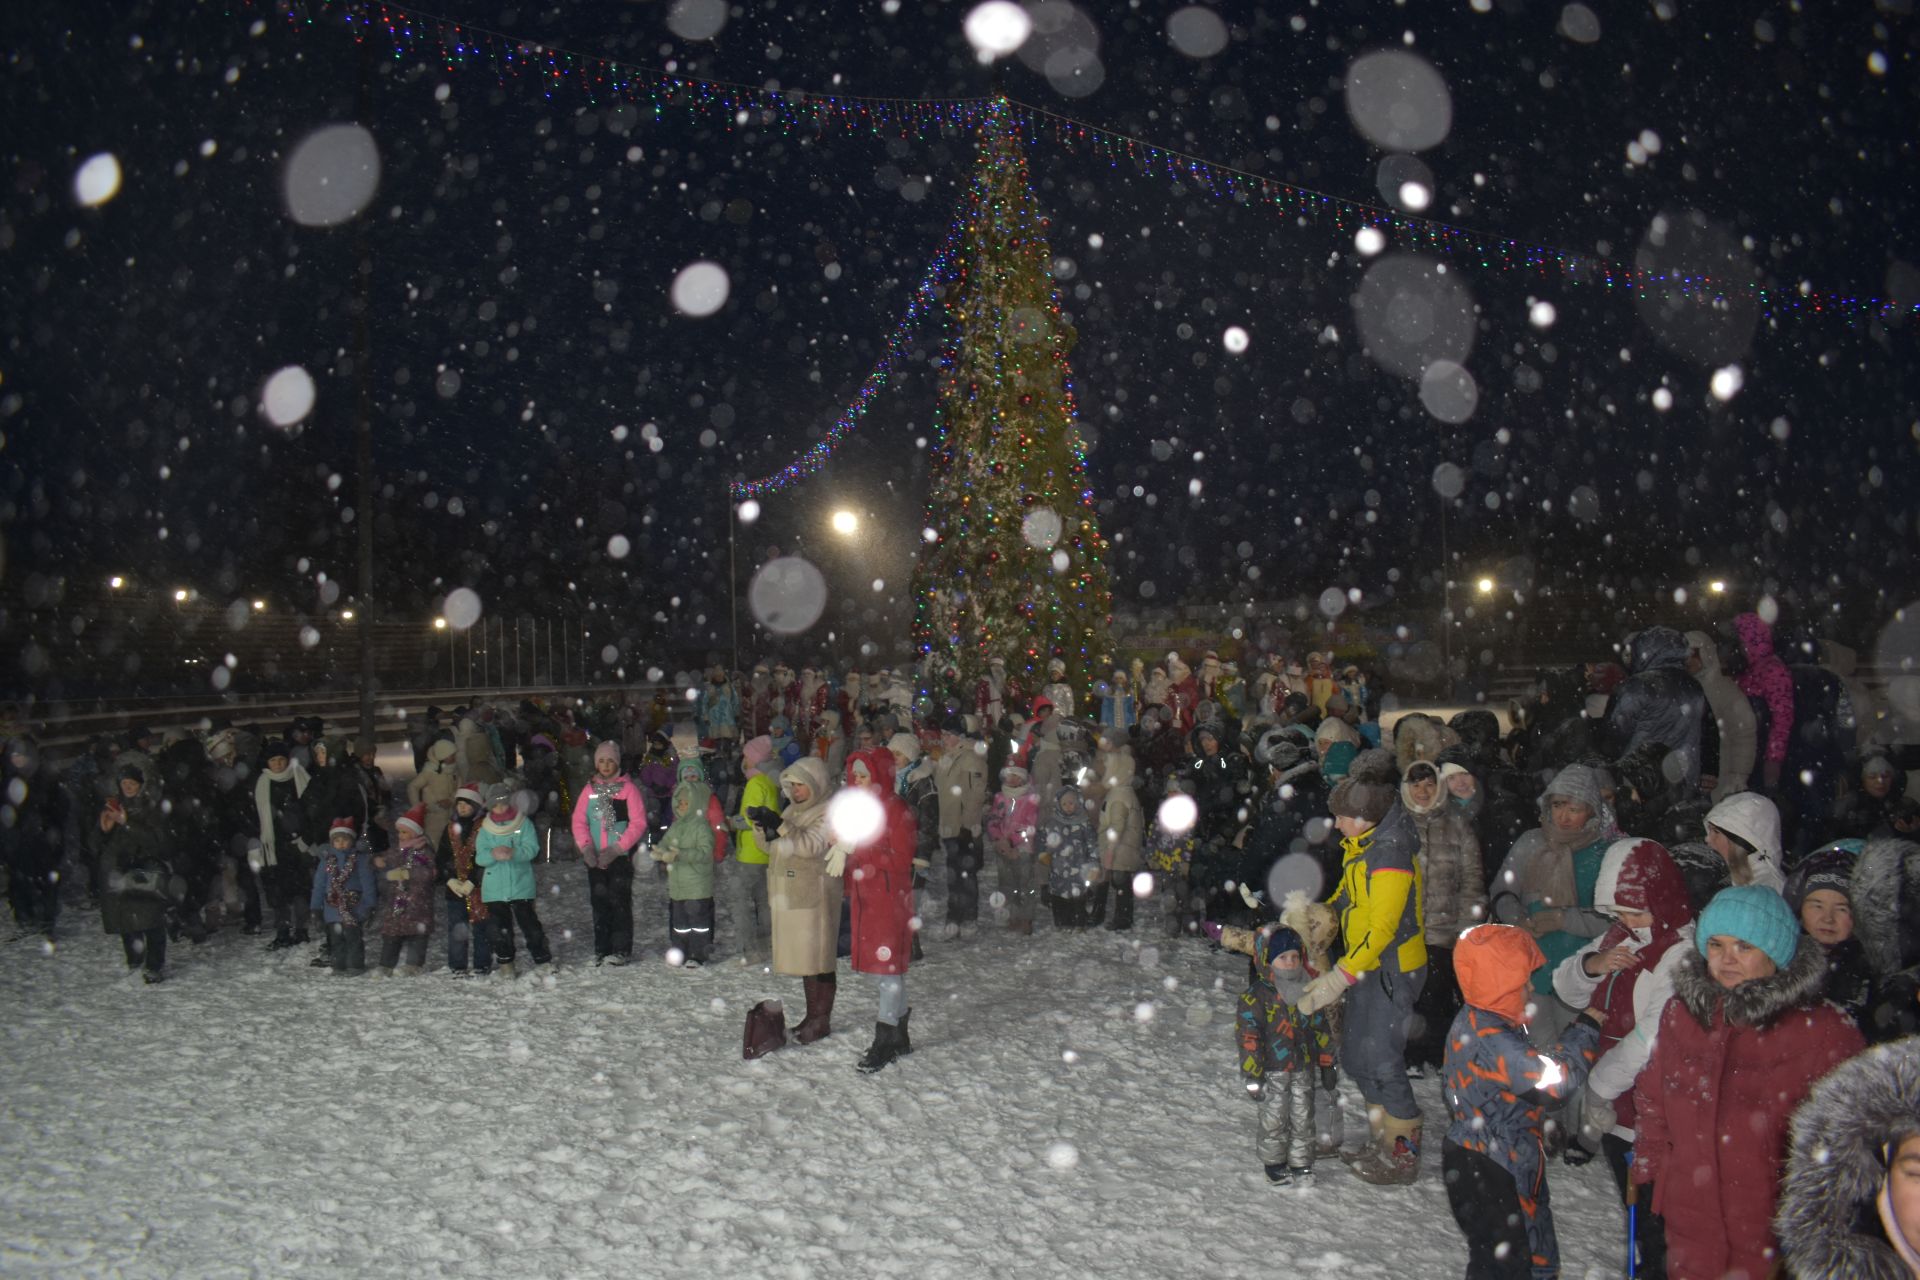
[1238,924,1330,1187]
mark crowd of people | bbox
[4,607,1920,1276]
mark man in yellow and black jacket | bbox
[1296,747,1428,1186]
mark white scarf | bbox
[253,760,311,868]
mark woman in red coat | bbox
[1632,885,1866,1279]
[837,748,918,1073]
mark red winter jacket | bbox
[844,749,917,977]
[1632,937,1864,1280]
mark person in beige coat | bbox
[933,718,989,933]
[406,738,460,850]
[1685,630,1758,802]
[757,756,842,1044]
[1096,751,1145,931]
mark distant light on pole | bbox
[173,588,189,602]
[252,599,267,612]
[1475,577,1495,595]
[831,509,860,536]
[1708,579,1727,595]
[433,616,447,630]
[109,575,125,589]
[340,609,355,622]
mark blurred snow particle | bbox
[747,556,828,634]
[1318,587,1349,619]
[283,124,381,228]
[600,645,620,665]
[665,947,686,967]
[1432,461,1466,500]
[1017,1,1104,97]
[435,369,461,398]
[1557,3,1601,43]
[1709,365,1744,401]
[1634,211,1760,365]
[964,1,1031,60]
[1376,153,1434,211]
[260,366,316,428]
[1166,6,1228,58]
[1355,225,1387,257]
[1769,416,1791,441]
[1157,794,1198,836]
[1222,326,1250,354]
[210,666,231,691]
[1868,50,1888,76]
[299,626,320,649]
[829,788,885,846]
[736,499,761,525]
[666,0,728,42]
[1568,485,1601,523]
[607,535,631,560]
[670,261,730,317]
[1044,1141,1080,1170]
[1131,871,1154,898]
[73,153,122,206]
[1344,50,1453,152]
[1652,387,1674,411]
[1133,1001,1156,1023]
[1050,550,1071,573]
[1397,181,1432,211]
[434,83,451,102]
[1021,506,1064,550]
[1353,254,1476,378]
[1529,301,1558,328]
[1757,594,1780,626]
[1418,360,1479,424]
[443,587,483,631]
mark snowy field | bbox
[2,727,1635,1280]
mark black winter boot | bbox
[895,1009,913,1056]
[856,1021,903,1074]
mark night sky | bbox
[3,0,1916,689]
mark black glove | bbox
[747,805,782,835]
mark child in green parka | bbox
[655,776,716,966]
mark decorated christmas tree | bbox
[910,103,1114,706]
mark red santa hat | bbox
[455,783,485,808]
[396,805,426,838]
[328,817,357,839]
[1030,695,1055,717]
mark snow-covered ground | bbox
[2,736,1630,1280]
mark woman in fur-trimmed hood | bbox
[1778,1039,1920,1279]
[1632,886,1866,1280]
[1852,837,1920,1044]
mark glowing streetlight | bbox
[1708,579,1727,595]
[173,588,189,602]
[433,616,447,630]
[252,599,267,611]
[340,609,355,622]
[830,509,860,536]
[109,575,125,589]
[1475,577,1495,595]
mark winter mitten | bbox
[492,848,512,862]
[1295,967,1355,1016]
[824,844,850,877]
[450,878,472,897]
[385,867,410,882]
[911,857,931,871]
[1201,920,1224,942]
[1239,882,1263,910]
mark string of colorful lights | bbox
[727,217,965,500]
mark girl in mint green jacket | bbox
[475,784,551,974]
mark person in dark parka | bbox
[1602,626,1706,790]
[92,765,175,982]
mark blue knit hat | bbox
[1257,925,1305,968]
[1695,884,1799,971]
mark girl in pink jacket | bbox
[571,741,647,964]
[987,764,1040,935]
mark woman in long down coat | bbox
[1632,885,1865,1280]
[842,749,917,1073]
[758,757,841,1044]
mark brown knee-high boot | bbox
[794,972,836,1044]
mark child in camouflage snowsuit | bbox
[1238,924,1334,1187]
[1145,777,1199,937]
[1443,924,1602,1280]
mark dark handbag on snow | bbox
[743,999,788,1059]
[108,862,184,902]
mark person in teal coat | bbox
[476,783,551,975]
